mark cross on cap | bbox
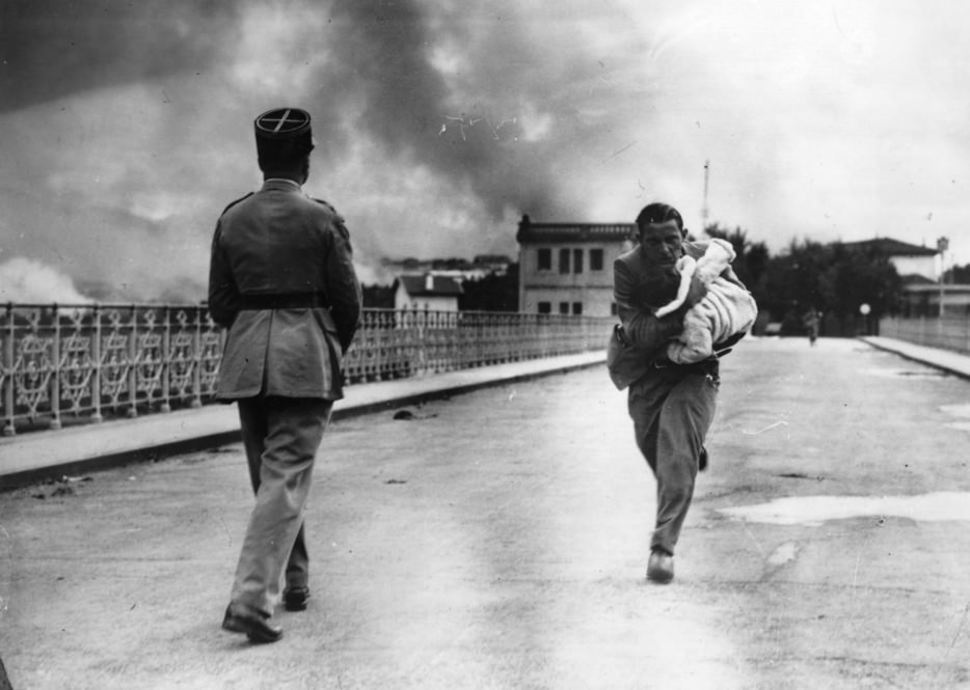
[254,107,311,140]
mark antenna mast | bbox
[701,159,710,228]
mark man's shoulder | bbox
[615,245,643,271]
[310,197,340,215]
[309,197,351,241]
[219,192,255,218]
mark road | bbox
[1,337,969,689]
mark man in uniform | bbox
[607,202,747,584]
[209,107,362,642]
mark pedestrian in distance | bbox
[607,202,752,584]
[208,107,362,642]
[803,307,820,346]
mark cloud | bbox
[0,257,91,303]
[2,0,970,303]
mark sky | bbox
[1,0,968,302]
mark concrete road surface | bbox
[1,337,969,689]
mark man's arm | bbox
[207,222,239,328]
[325,220,363,353]
[613,258,683,353]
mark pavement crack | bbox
[946,602,970,657]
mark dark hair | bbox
[635,203,684,233]
[257,143,311,174]
[635,265,681,309]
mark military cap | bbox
[254,107,315,169]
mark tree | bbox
[818,243,902,319]
[362,283,395,308]
[704,223,770,298]
[458,263,519,312]
[944,263,970,284]
[756,238,902,333]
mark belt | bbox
[652,356,719,372]
[238,292,328,310]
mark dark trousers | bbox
[627,363,718,556]
[231,396,333,616]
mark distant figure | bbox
[803,308,820,346]
[209,107,362,643]
[607,202,750,584]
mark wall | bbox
[519,240,633,317]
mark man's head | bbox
[635,265,682,310]
[635,202,686,267]
[254,107,315,183]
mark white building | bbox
[516,215,635,316]
[393,274,463,312]
[840,238,939,281]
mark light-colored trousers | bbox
[230,396,333,616]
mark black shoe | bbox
[646,549,674,584]
[283,586,310,612]
[222,604,283,643]
[699,447,708,472]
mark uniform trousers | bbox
[627,362,718,556]
[231,396,333,617]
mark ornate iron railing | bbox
[878,315,970,355]
[1,303,611,436]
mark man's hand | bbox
[683,273,709,309]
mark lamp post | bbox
[937,236,949,317]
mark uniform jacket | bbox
[607,240,746,390]
[208,179,362,401]
[655,238,758,364]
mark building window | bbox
[559,248,570,274]
[538,301,551,314]
[537,248,551,271]
[558,302,570,314]
[573,248,583,273]
[572,302,583,315]
[611,302,618,316]
[590,249,604,271]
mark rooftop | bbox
[396,274,464,297]
[840,237,939,257]
[516,214,636,244]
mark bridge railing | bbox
[878,315,970,355]
[1,303,611,436]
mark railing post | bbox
[191,306,203,408]
[3,303,14,436]
[91,304,103,423]
[160,306,172,413]
[127,305,138,418]
[49,304,62,430]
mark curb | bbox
[0,353,607,490]
[859,336,970,381]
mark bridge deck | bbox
[2,337,969,689]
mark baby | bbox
[638,238,758,364]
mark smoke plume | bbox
[0,0,645,298]
[0,258,92,304]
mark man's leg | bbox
[627,374,668,475]
[229,397,332,617]
[238,400,311,595]
[650,371,718,556]
[285,525,309,591]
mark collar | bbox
[261,178,303,192]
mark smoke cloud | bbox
[1,0,634,300]
[4,0,968,300]
[0,258,92,303]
